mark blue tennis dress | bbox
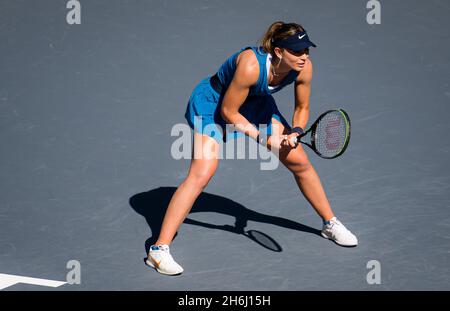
[184,46,298,143]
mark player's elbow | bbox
[220,107,232,123]
[295,104,309,113]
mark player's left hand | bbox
[281,133,299,148]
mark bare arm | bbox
[293,58,313,130]
[220,51,260,140]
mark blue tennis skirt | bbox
[184,76,291,143]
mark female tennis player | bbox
[146,21,358,275]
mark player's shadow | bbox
[129,186,321,254]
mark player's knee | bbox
[187,169,215,189]
[289,158,312,176]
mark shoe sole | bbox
[321,232,358,248]
[145,258,183,276]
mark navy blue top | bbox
[215,46,299,97]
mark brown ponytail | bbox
[258,21,305,55]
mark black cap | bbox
[273,31,317,52]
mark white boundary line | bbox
[0,273,67,290]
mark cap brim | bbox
[289,41,317,52]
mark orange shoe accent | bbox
[150,256,161,268]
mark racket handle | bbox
[290,133,307,145]
[290,136,298,145]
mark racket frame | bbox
[296,109,351,159]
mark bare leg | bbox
[155,132,219,245]
[268,118,334,221]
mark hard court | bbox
[0,0,449,290]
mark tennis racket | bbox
[290,109,351,159]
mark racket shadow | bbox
[129,186,321,254]
[182,220,283,252]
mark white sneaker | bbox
[321,217,358,247]
[146,244,184,275]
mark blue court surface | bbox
[0,0,449,291]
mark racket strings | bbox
[315,111,349,158]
